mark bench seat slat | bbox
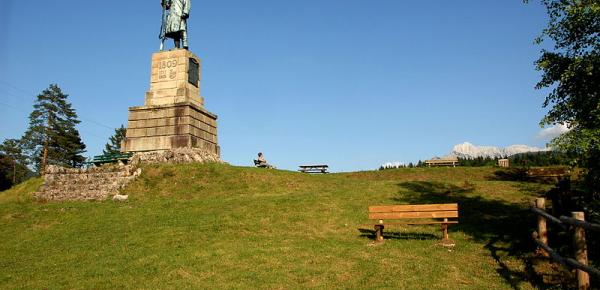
[369,204,458,213]
[369,210,458,220]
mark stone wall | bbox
[35,165,142,201]
[35,148,222,201]
[130,147,223,165]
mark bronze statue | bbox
[160,0,191,50]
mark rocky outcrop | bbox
[130,148,223,165]
[35,165,142,201]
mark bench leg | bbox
[440,218,455,246]
[374,225,384,242]
[441,223,449,241]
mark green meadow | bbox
[1,164,568,289]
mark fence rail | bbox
[531,198,598,289]
[531,207,567,229]
[560,216,600,232]
[532,232,600,277]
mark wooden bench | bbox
[89,152,133,167]
[299,165,329,174]
[368,203,459,244]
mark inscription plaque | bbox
[158,58,178,80]
[188,58,199,87]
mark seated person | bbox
[253,152,273,168]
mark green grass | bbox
[0,164,564,289]
[0,177,42,204]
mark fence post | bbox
[572,212,589,290]
[535,198,548,256]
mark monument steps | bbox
[35,165,142,201]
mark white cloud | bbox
[537,124,570,140]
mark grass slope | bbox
[0,164,558,289]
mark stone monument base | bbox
[123,101,220,156]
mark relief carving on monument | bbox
[158,58,178,81]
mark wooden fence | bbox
[532,198,600,290]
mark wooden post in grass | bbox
[572,212,589,290]
[535,198,549,257]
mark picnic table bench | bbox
[368,203,459,245]
[299,165,329,174]
[527,167,569,177]
[527,167,570,182]
[89,152,134,167]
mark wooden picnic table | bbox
[299,165,329,174]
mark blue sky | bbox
[0,0,553,172]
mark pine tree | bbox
[103,125,127,155]
[21,84,87,173]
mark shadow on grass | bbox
[357,228,438,241]
[488,168,565,185]
[487,168,530,182]
[391,181,558,289]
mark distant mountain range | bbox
[449,142,548,159]
[380,142,550,168]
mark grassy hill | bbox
[0,164,563,289]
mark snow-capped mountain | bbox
[450,142,548,159]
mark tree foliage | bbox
[103,125,127,155]
[534,0,600,200]
[510,151,575,166]
[458,156,501,167]
[0,156,12,190]
[0,139,31,190]
[20,84,87,173]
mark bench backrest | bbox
[90,152,133,164]
[368,204,459,220]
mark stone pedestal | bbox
[123,49,219,155]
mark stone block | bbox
[123,102,218,155]
[146,49,203,107]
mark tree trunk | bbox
[42,139,48,175]
[12,159,16,184]
[41,114,51,175]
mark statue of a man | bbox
[160,0,191,50]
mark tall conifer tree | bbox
[21,84,87,173]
